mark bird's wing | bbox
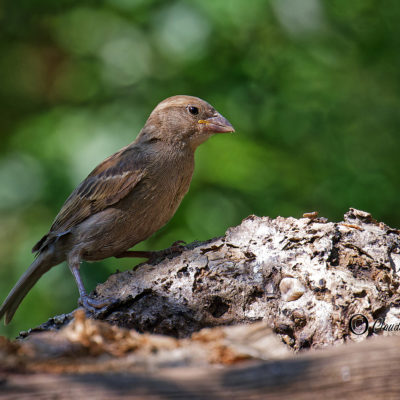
[32,146,147,252]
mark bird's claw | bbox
[148,240,186,262]
[79,294,119,318]
[170,240,186,252]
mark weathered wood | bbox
[1,335,400,399]
[3,208,400,399]
[32,208,400,350]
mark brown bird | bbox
[0,95,234,324]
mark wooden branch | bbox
[2,208,400,398]
[31,208,400,350]
[2,334,400,399]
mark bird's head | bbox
[139,95,235,150]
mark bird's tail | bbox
[0,250,57,325]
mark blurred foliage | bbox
[1,0,400,337]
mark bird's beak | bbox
[198,113,235,133]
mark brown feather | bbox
[33,145,147,253]
[6,94,235,325]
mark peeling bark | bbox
[3,208,400,398]
[2,311,400,399]
[28,208,400,350]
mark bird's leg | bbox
[169,240,187,252]
[115,241,187,261]
[114,250,154,259]
[68,252,117,314]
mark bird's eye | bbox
[188,106,199,115]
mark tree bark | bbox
[2,334,400,399]
[30,208,400,349]
[3,208,400,399]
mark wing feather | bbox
[32,145,147,253]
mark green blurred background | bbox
[1,0,400,337]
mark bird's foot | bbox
[167,240,187,253]
[79,294,119,318]
[147,240,187,261]
[115,240,187,262]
